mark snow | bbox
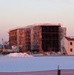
[6,53,32,57]
[0,56,74,72]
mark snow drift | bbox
[6,53,32,57]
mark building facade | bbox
[64,37,74,55]
[9,23,66,53]
[31,24,66,53]
[9,28,31,52]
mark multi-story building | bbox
[9,23,66,53]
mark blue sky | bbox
[0,0,74,43]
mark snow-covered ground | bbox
[0,55,74,72]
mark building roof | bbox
[31,23,61,27]
[65,37,74,41]
[9,23,61,32]
[9,27,30,32]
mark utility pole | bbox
[58,66,61,75]
[2,38,5,51]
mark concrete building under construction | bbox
[9,23,66,53]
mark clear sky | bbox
[0,0,74,44]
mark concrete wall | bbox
[9,28,31,52]
[9,29,17,46]
[31,26,42,51]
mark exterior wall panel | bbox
[64,37,74,55]
[9,28,31,52]
[31,26,42,52]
